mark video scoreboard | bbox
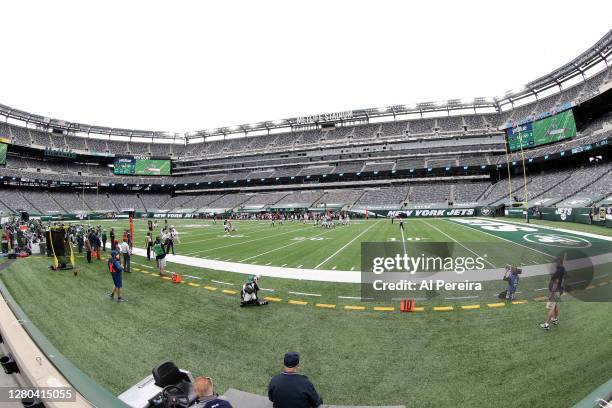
[113,156,171,176]
[506,109,577,152]
[0,137,9,165]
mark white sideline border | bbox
[131,217,612,283]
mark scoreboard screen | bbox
[507,109,577,152]
[0,143,7,165]
[114,156,171,176]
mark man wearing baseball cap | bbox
[108,250,126,302]
[268,352,323,408]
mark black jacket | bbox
[268,372,322,408]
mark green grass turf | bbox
[58,217,612,306]
[1,226,612,406]
[90,217,569,271]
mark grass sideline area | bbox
[0,217,610,406]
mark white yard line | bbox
[338,296,373,300]
[238,229,333,262]
[445,218,556,259]
[423,220,496,268]
[288,291,322,297]
[315,221,380,269]
[184,227,307,255]
[444,295,480,300]
[185,223,273,244]
[211,280,234,286]
[137,264,154,269]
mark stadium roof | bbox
[1,29,611,141]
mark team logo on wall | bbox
[480,207,492,216]
[554,207,572,221]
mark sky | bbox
[0,0,610,134]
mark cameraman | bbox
[503,265,521,301]
[240,275,268,307]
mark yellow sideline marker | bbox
[412,307,425,312]
[222,289,237,295]
[461,304,480,310]
[316,303,337,309]
[373,307,394,312]
[344,305,366,311]
[187,283,200,287]
[433,306,454,311]
[512,300,528,305]
[533,296,548,301]
[289,300,308,306]
[264,297,282,303]
[487,303,505,308]
[162,276,172,281]
[204,286,218,291]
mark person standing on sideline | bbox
[541,256,566,331]
[153,238,166,276]
[109,228,115,248]
[268,352,323,408]
[108,250,126,302]
[84,232,92,263]
[76,232,84,254]
[145,232,153,261]
[101,229,107,252]
[119,238,131,273]
[165,230,175,255]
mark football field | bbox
[122,217,608,272]
[0,217,611,407]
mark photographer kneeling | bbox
[502,265,521,301]
[240,275,268,307]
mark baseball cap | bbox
[283,352,300,368]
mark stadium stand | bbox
[355,186,410,207]
[0,63,610,217]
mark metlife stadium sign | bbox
[296,110,353,124]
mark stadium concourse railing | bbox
[0,262,130,408]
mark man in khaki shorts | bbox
[541,256,566,331]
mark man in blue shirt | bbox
[268,352,322,408]
[108,250,126,302]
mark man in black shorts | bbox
[541,256,566,331]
